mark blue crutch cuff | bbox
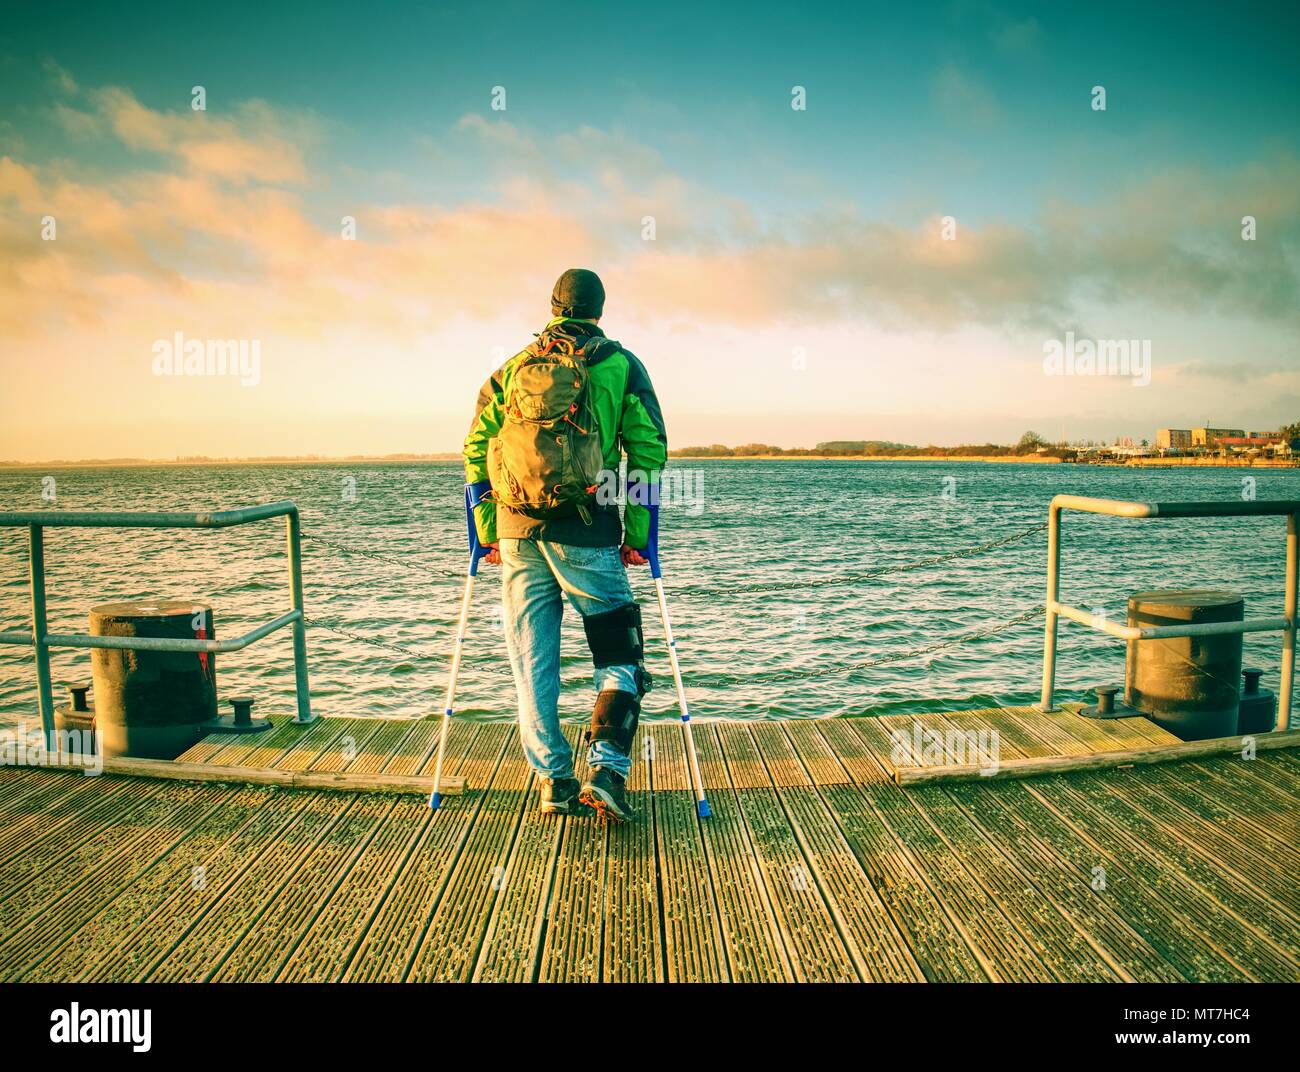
[465,481,492,576]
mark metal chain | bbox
[667,521,1049,597]
[305,606,1045,688]
[299,522,1050,686]
[303,522,1048,595]
[301,532,466,578]
[687,604,1046,686]
[304,614,448,664]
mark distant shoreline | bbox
[2,453,1296,471]
[0,454,461,470]
[669,454,1064,464]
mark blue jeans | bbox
[499,538,639,780]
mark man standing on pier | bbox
[462,268,667,822]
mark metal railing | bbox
[0,501,316,747]
[1039,495,1299,730]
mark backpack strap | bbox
[528,328,619,363]
[575,335,620,363]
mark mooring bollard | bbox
[1237,667,1277,734]
[1080,683,1137,720]
[202,695,272,735]
[89,600,218,759]
[1124,589,1244,741]
[54,682,96,755]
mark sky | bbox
[0,0,1298,461]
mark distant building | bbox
[1192,426,1245,447]
[1217,436,1283,452]
[1157,428,1192,450]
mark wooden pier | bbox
[1,707,1298,982]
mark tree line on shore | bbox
[671,432,1074,459]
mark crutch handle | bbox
[465,480,493,576]
[627,477,662,578]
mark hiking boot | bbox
[539,776,580,815]
[579,767,635,823]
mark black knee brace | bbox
[583,602,644,667]
[583,602,653,695]
[587,689,640,755]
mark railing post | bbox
[1279,512,1297,731]
[1038,504,1061,712]
[286,511,317,724]
[29,524,56,750]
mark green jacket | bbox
[464,317,668,548]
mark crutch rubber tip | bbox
[429,793,442,811]
[697,799,712,818]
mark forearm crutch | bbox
[635,479,711,818]
[429,481,492,810]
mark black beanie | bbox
[551,268,605,319]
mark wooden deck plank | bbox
[1147,759,1300,859]
[716,723,861,981]
[689,726,793,982]
[974,774,1268,981]
[0,780,236,976]
[20,787,278,981]
[941,709,1028,770]
[536,725,606,983]
[1,707,1296,984]
[1051,703,1181,752]
[202,719,309,768]
[0,771,137,871]
[265,716,358,771]
[342,724,508,981]
[601,724,662,982]
[472,776,564,982]
[998,706,1096,757]
[807,721,988,980]
[208,794,399,981]
[306,718,388,773]
[1032,771,1300,969]
[0,765,99,816]
[87,789,313,982]
[839,718,1056,981]
[1095,762,1300,911]
[277,797,433,982]
[1231,747,1300,804]
[1021,774,1297,981]
[649,723,728,983]
[147,792,356,982]
[343,719,416,775]
[381,721,441,776]
[944,780,1184,982]
[175,730,238,765]
[782,720,853,786]
[406,729,535,981]
[908,784,1127,982]
[963,708,1069,759]
[767,724,925,981]
[0,779,218,929]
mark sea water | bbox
[1,460,1296,727]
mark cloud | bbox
[42,58,78,95]
[2,78,1298,360]
[932,63,1003,127]
[992,16,1041,55]
[51,85,314,184]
